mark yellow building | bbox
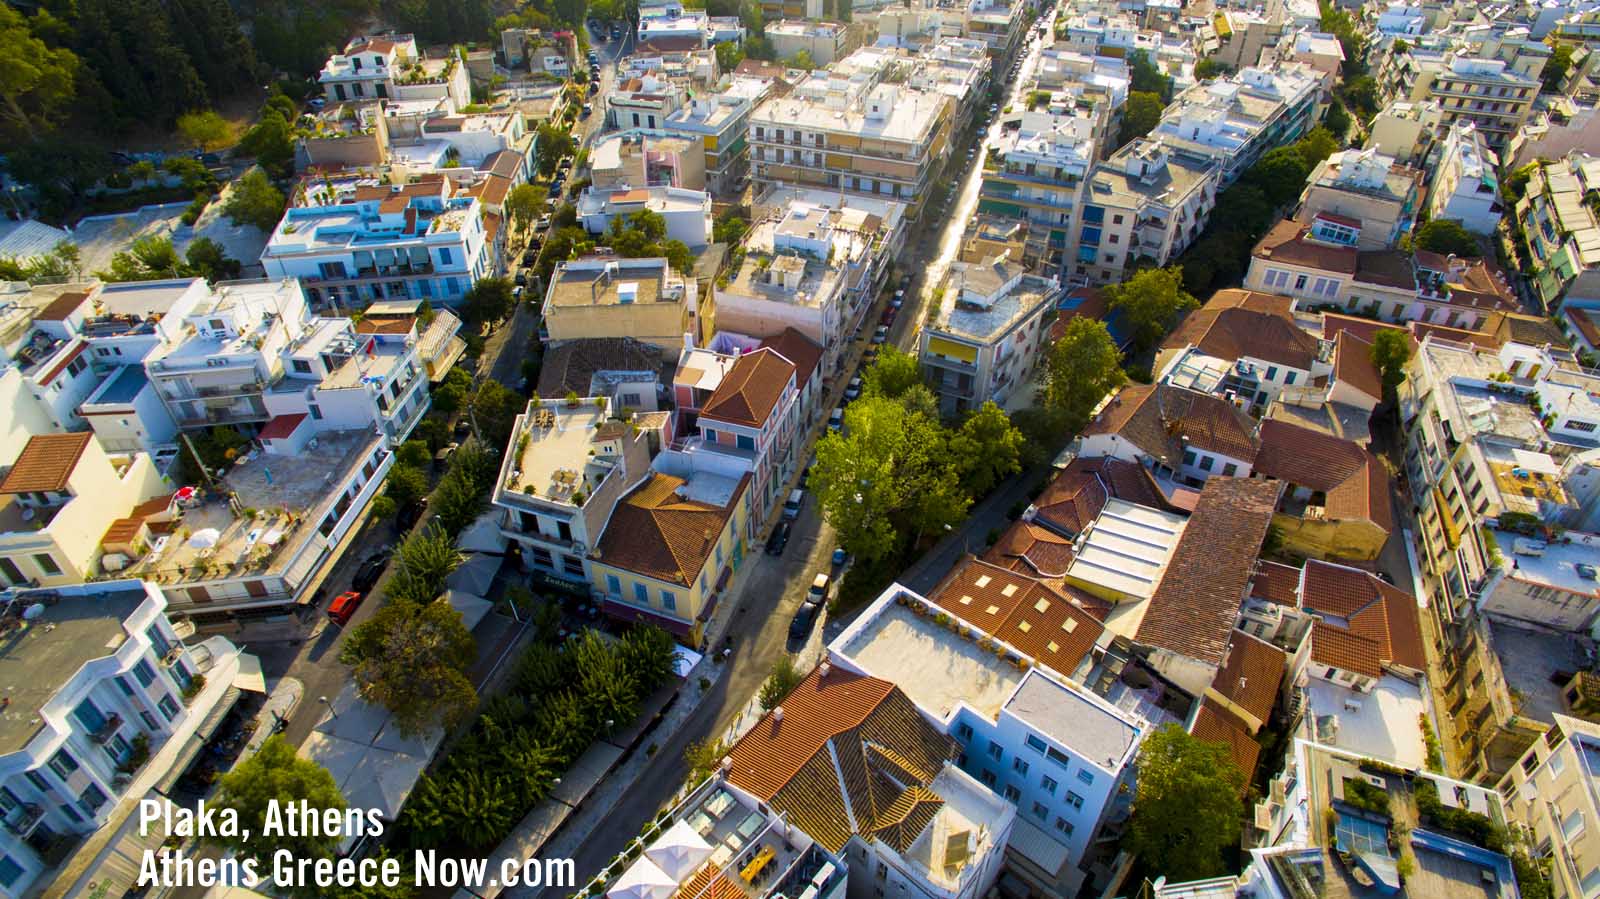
[590,471,750,644]
[541,256,704,355]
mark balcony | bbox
[90,713,124,745]
[3,804,43,837]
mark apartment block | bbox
[261,177,491,310]
[1518,152,1600,314]
[0,581,256,899]
[1427,121,1504,235]
[542,256,704,354]
[1069,140,1219,286]
[749,61,954,219]
[919,254,1059,416]
[318,34,470,110]
[1150,65,1322,188]
[765,20,854,65]
[963,0,1028,59]
[1155,290,1328,416]
[977,103,1100,275]
[1294,147,1423,252]
[1389,53,1540,156]
[576,185,714,247]
[1499,715,1600,899]
[661,76,772,196]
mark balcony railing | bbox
[90,713,124,745]
[3,804,43,837]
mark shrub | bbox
[1341,777,1392,817]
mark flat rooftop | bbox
[933,274,1054,343]
[548,260,679,309]
[903,767,1007,891]
[753,80,949,145]
[1493,530,1600,596]
[1478,443,1568,513]
[835,599,1023,720]
[1004,669,1139,772]
[1305,675,1428,768]
[504,401,619,506]
[1483,616,1593,726]
[124,430,379,584]
[0,587,148,754]
[85,364,150,407]
[1064,498,1187,603]
[321,340,411,390]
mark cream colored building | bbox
[1498,714,1600,899]
[541,256,704,354]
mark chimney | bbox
[773,707,784,722]
[819,661,832,678]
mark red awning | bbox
[601,597,693,637]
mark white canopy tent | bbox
[645,820,714,880]
[608,858,680,899]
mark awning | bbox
[601,597,693,637]
[232,654,268,694]
[928,336,978,363]
[154,687,244,793]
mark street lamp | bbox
[319,695,338,720]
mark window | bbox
[438,247,454,266]
[660,590,677,611]
[1003,784,1022,803]
[1564,808,1586,841]
[737,435,755,451]
[67,356,86,377]
[1567,420,1599,433]
[158,694,180,721]
[987,741,1003,761]
[78,783,108,813]
[33,553,61,576]
[1284,371,1297,385]
[60,803,82,824]
[72,699,106,732]
[1294,274,1308,291]
[1065,790,1085,810]
[48,750,78,779]
[980,769,997,787]
[1266,366,1279,381]
[1013,757,1030,776]
[1199,455,1215,472]
[293,359,313,374]
[1041,775,1058,794]
[1182,449,1197,466]
[606,575,621,595]
[1054,817,1075,836]
[1076,769,1095,786]
[957,723,974,740]
[1311,219,1359,246]
[139,711,159,731]
[634,583,650,604]
[1025,735,1047,753]
[0,856,22,888]
[1222,463,1239,477]
[1032,801,1049,820]
[25,772,49,793]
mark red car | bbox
[328,591,364,626]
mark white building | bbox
[576,185,714,248]
[260,176,491,310]
[1427,121,1503,235]
[0,581,258,898]
[919,254,1060,416]
[318,34,471,110]
[1151,64,1322,187]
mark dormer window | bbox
[1311,216,1359,247]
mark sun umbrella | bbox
[187,528,222,549]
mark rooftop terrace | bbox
[1492,530,1600,596]
[503,401,620,507]
[834,596,1024,720]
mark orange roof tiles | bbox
[929,558,1105,676]
[597,473,744,586]
[758,328,823,386]
[1301,560,1425,678]
[1212,630,1286,724]
[1332,330,1383,402]
[983,521,1076,579]
[1249,560,1302,607]
[1086,383,1260,467]
[1190,700,1260,789]
[700,348,794,429]
[1138,478,1282,667]
[1254,419,1392,534]
[1253,220,1357,274]
[1162,289,1320,371]
[0,433,94,494]
[35,291,90,322]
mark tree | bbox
[1246,145,1313,207]
[470,380,521,449]
[758,656,804,710]
[660,239,694,274]
[1370,328,1412,394]
[1129,51,1171,101]
[164,156,219,193]
[714,40,745,72]
[713,212,747,244]
[0,6,79,141]
[685,737,730,784]
[1323,98,1352,140]
[220,168,287,233]
[506,183,542,232]
[99,235,183,282]
[536,123,576,176]
[236,111,295,179]
[1125,724,1245,880]
[1105,267,1198,354]
[347,598,478,736]
[948,402,1023,497]
[1041,317,1126,431]
[1295,126,1339,169]
[1341,74,1380,120]
[462,276,515,325]
[1391,38,1409,54]
[862,344,923,399]
[184,237,240,282]
[1320,1,1367,77]
[384,463,431,510]
[177,109,232,151]
[210,736,346,868]
[1541,43,1574,94]
[1119,91,1164,147]
[4,136,110,206]
[1412,219,1480,256]
[1193,57,1230,80]
[789,49,816,71]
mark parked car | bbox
[612,23,625,39]
[789,599,822,640]
[328,591,364,626]
[872,325,888,344]
[513,286,525,302]
[522,250,538,266]
[396,498,427,531]
[535,215,552,232]
[828,407,844,431]
[765,521,792,555]
[862,345,879,363]
[844,377,862,401]
[881,307,897,326]
[581,103,593,118]
[891,290,904,308]
[515,272,528,287]
[807,573,832,603]
[831,548,848,568]
[783,488,804,521]
[350,550,392,594]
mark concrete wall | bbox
[1272,512,1388,562]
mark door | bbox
[244,580,268,598]
[0,558,21,585]
[186,586,211,604]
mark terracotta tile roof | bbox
[354,316,417,335]
[1050,287,1111,342]
[258,413,308,441]
[1444,258,1519,312]
[867,785,945,853]
[1302,560,1425,678]
[1354,249,1416,290]
[758,328,823,386]
[1568,308,1600,349]
[1413,249,1451,273]
[700,348,794,429]
[1190,700,1260,789]
[1086,384,1260,467]
[1030,456,1169,538]
[101,516,146,546]
[479,174,513,207]
[1408,321,1497,348]
[1321,313,1407,346]
[485,149,522,180]
[36,290,90,321]
[537,338,673,399]
[1332,330,1383,402]
[929,558,1106,677]
[598,473,744,586]
[1163,290,1320,370]
[983,520,1076,578]
[1249,559,1302,606]
[724,665,959,853]
[1255,419,1392,534]
[1312,211,1364,229]
[1253,220,1357,274]
[379,195,409,214]
[1493,312,1565,348]
[1138,477,1282,667]
[1212,630,1286,724]
[0,433,94,494]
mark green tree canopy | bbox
[1193,57,1230,80]
[1105,267,1199,353]
[506,183,542,232]
[948,402,1024,497]
[1246,145,1314,207]
[1119,91,1164,148]
[758,656,804,710]
[536,123,577,176]
[470,380,521,450]
[222,168,287,232]
[177,109,232,150]
[1369,328,1413,393]
[0,5,79,141]
[98,235,184,282]
[789,49,816,70]
[1412,219,1480,256]
[1041,317,1127,431]
[184,237,241,283]
[345,598,478,735]
[862,344,923,399]
[715,40,745,72]
[237,111,296,179]
[1128,50,1172,101]
[1541,43,1574,93]
[1125,724,1246,880]
[462,276,516,325]
[210,736,346,867]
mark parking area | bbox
[71,190,269,278]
